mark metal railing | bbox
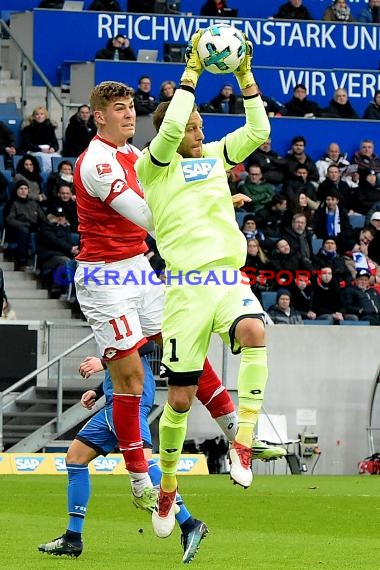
[0,332,94,451]
[0,18,80,138]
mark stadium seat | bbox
[339,320,370,326]
[50,156,76,172]
[0,102,20,117]
[302,320,332,325]
[312,238,323,255]
[349,214,366,229]
[261,291,277,311]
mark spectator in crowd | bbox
[312,189,351,239]
[316,142,351,182]
[273,0,313,20]
[38,0,63,7]
[284,84,321,118]
[363,90,380,121]
[267,289,303,324]
[255,194,288,239]
[38,205,79,299]
[63,105,97,157]
[311,267,347,324]
[200,0,235,16]
[245,138,287,188]
[283,164,319,207]
[284,136,319,183]
[313,236,352,286]
[357,169,380,215]
[134,76,158,116]
[258,86,287,117]
[281,191,315,231]
[240,214,265,242]
[88,0,122,10]
[243,238,272,301]
[368,211,380,264]
[290,275,315,320]
[239,164,275,213]
[352,139,380,181]
[357,0,380,23]
[207,84,238,114]
[13,155,46,203]
[1,294,17,320]
[0,120,17,169]
[317,164,357,213]
[19,106,60,173]
[269,237,309,284]
[47,183,79,234]
[323,89,360,120]
[322,0,355,21]
[342,269,380,325]
[95,35,136,61]
[0,171,9,203]
[5,180,46,270]
[283,213,314,271]
[46,159,74,199]
[341,226,377,282]
[159,80,176,102]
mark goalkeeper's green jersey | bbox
[135,88,270,273]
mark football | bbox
[197,24,246,75]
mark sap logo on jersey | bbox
[182,159,216,182]
[54,457,67,472]
[15,457,44,472]
[177,457,198,472]
[93,457,122,472]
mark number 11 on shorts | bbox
[109,315,132,341]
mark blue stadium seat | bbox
[261,291,277,311]
[0,102,20,117]
[302,320,332,325]
[51,156,76,172]
[312,238,323,255]
[349,214,366,229]
[339,320,370,326]
[235,211,247,228]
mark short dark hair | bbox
[294,83,307,92]
[291,135,306,146]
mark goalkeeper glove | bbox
[180,29,204,88]
[234,36,256,90]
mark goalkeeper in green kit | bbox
[135,28,271,539]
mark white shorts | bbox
[75,255,164,359]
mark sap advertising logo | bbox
[15,457,44,472]
[93,457,122,472]
[177,458,198,473]
[182,159,216,182]
[54,457,67,472]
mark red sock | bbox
[112,394,148,473]
[198,358,235,418]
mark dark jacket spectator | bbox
[47,183,78,233]
[245,139,287,187]
[267,289,303,324]
[14,154,45,203]
[88,0,121,10]
[313,237,352,286]
[311,270,345,320]
[356,170,380,215]
[363,90,380,121]
[358,0,380,23]
[274,0,313,19]
[0,120,17,168]
[63,105,97,157]
[200,0,233,16]
[352,140,380,178]
[20,107,59,154]
[255,194,288,238]
[342,269,380,325]
[283,214,314,271]
[285,84,321,118]
[269,238,310,283]
[283,167,319,205]
[207,84,237,114]
[134,76,158,116]
[312,191,351,239]
[95,36,136,61]
[284,136,319,183]
[46,159,74,199]
[323,89,360,120]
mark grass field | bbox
[1,474,379,569]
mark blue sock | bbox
[148,459,192,525]
[67,464,90,535]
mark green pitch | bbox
[1,475,379,569]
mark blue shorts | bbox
[76,356,156,456]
